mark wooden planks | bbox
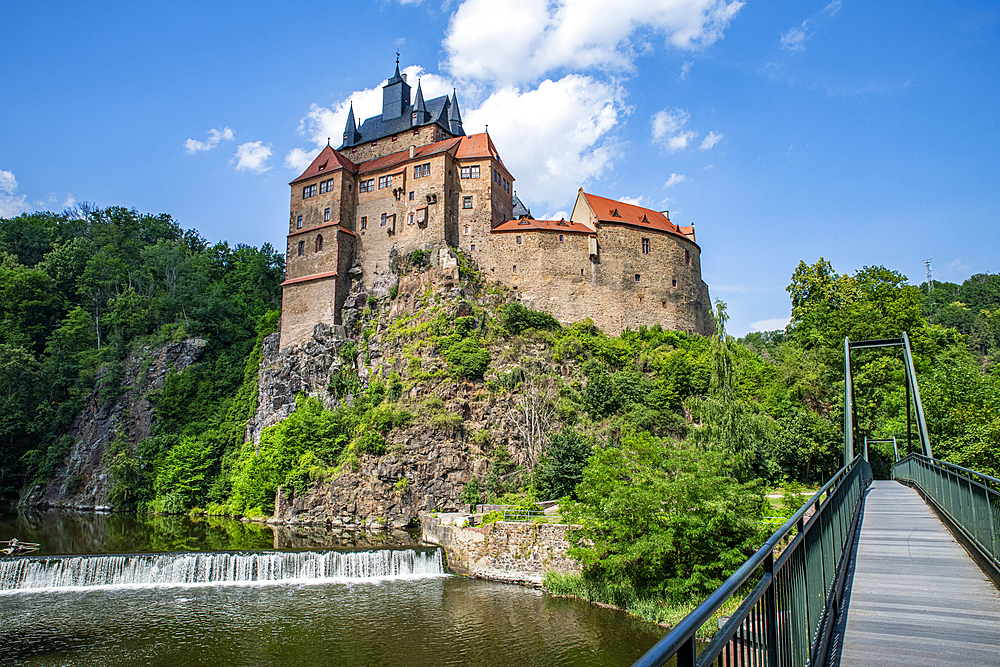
[830,480,1000,667]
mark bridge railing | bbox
[632,455,872,667]
[893,454,1000,572]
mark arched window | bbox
[315,235,323,252]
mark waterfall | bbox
[0,548,444,593]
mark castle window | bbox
[641,238,650,254]
[360,178,374,193]
[685,249,691,266]
[296,215,303,229]
[297,241,304,256]
[371,141,377,146]
[324,208,330,222]
[672,278,677,287]
[315,235,323,252]
[512,265,516,273]
[303,184,317,199]
[581,268,584,276]
[460,165,480,179]
[662,300,668,308]
[409,212,414,225]
[392,136,398,142]
[361,216,367,230]
[409,191,414,201]
[414,163,430,178]
[464,225,470,234]
[634,274,641,282]
[516,235,521,244]
[463,196,473,209]
[470,244,475,252]
[319,178,335,194]
[352,148,357,153]
[412,112,417,124]
[378,175,392,189]
[348,184,353,192]
[559,234,563,243]
[413,129,419,136]
[637,294,644,304]
[381,213,387,226]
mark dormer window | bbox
[412,112,417,124]
[612,208,621,218]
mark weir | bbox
[0,547,444,593]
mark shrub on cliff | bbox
[499,301,560,335]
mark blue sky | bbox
[2,0,997,335]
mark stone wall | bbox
[479,222,714,336]
[422,516,580,586]
[340,124,447,163]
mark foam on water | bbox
[0,548,444,594]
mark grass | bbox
[543,572,747,637]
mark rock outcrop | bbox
[25,338,206,511]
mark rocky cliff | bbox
[253,260,546,529]
[25,338,206,511]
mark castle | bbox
[279,62,713,349]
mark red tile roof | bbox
[581,192,689,239]
[455,133,512,179]
[492,218,595,234]
[290,145,358,185]
[280,270,338,287]
[357,137,462,175]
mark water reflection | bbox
[0,510,419,556]
[1,577,665,667]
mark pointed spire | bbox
[448,89,465,136]
[412,79,429,126]
[342,102,361,147]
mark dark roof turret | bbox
[448,89,464,136]
[341,102,362,147]
[412,80,430,125]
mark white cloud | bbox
[62,194,76,209]
[465,75,625,206]
[652,108,699,152]
[232,142,273,173]
[542,209,571,220]
[285,147,321,173]
[184,127,234,154]
[699,130,723,150]
[444,0,744,85]
[751,316,791,332]
[618,195,645,206]
[781,0,841,52]
[0,169,29,218]
[664,173,687,187]
[678,60,694,80]
[299,66,456,149]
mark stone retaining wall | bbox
[421,514,579,586]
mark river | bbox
[0,510,664,666]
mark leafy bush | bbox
[535,430,592,500]
[499,301,560,334]
[460,477,482,505]
[444,337,491,379]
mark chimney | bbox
[409,145,416,159]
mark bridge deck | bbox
[830,480,1000,666]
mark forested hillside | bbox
[2,205,998,621]
[0,206,283,501]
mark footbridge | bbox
[632,334,1000,667]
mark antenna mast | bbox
[924,259,933,295]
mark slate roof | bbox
[512,194,531,219]
[341,94,464,149]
